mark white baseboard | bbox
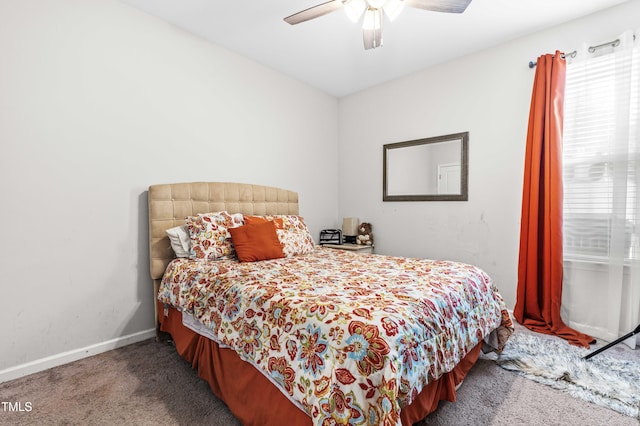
[0,328,156,384]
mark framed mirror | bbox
[383,132,468,201]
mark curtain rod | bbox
[528,38,620,68]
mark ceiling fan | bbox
[284,0,472,50]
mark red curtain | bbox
[514,52,594,348]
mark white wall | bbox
[3,0,638,380]
[338,0,640,309]
[0,0,338,376]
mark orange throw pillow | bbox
[229,220,285,262]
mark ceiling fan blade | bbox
[284,0,344,25]
[405,0,472,14]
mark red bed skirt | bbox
[159,303,482,425]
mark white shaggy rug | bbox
[496,332,640,419]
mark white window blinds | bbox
[562,32,640,263]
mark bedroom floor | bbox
[0,326,637,426]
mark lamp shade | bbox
[344,0,366,22]
[383,0,405,21]
[366,0,387,8]
[342,217,359,236]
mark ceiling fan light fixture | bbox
[362,7,382,30]
[343,0,366,22]
[362,7,382,48]
[284,0,472,50]
[366,0,387,9]
[383,0,405,21]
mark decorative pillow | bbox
[166,225,191,258]
[186,212,244,260]
[243,215,284,229]
[278,215,316,257]
[244,215,315,257]
[229,221,285,262]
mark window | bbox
[562,38,639,263]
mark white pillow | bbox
[166,225,191,258]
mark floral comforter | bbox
[158,247,513,425]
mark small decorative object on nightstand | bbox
[319,229,342,245]
[356,222,374,246]
[323,243,373,255]
[342,217,359,244]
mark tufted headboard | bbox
[148,182,299,331]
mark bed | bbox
[148,182,513,425]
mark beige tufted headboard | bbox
[148,182,299,332]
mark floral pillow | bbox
[186,211,244,260]
[244,214,315,257]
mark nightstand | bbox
[322,243,373,254]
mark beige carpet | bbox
[0,329,637,426]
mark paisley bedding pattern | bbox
[158,247,512,425]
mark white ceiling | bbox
[120,0,629,97]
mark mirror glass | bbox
[383,132,468,201]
